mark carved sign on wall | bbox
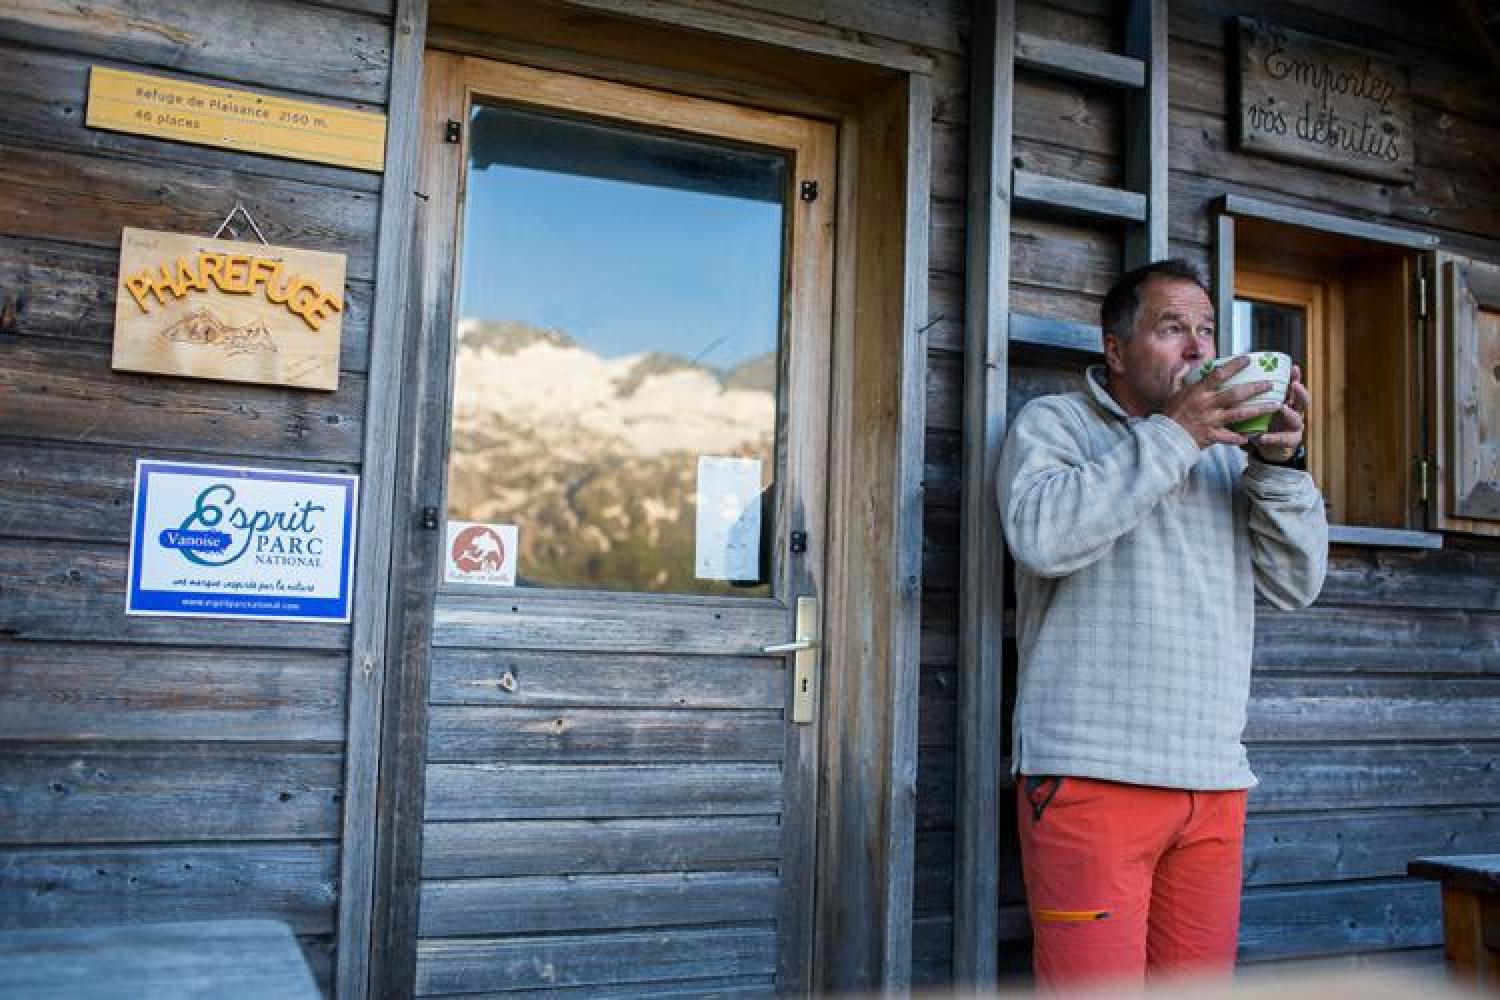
[112,227,346,391]
[1236,18,1413,183]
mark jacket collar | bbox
[1085,364,1134,421]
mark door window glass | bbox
[447,103,787,595]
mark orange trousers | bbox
[1017,775,1248,994]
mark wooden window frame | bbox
[1213,196,1444,550]
[1233,269,1345,524]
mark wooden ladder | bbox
[954,0,1170,988]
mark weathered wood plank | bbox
[415,926,777,994]
[0,234,374,373]
[1253,607,1500,673]
[0,750,342,843]
[1247,744,1500,813]
[1010,216,1121,298]
[410,976,777,999]
[419,871,779,937]
[1238,880,1441,961]
[1245,678,1500,742]
[0,644,345,741]
[0,918,322,999]
[1014,71,1122,159]
[0,43,383,193]
[1015,32,1144,88]
[420,817,782,878]
[1010,313,1102,354]
[0,0,391,103]
[425,706,784,762]
[0,439,355,544]
[334,2,426,995]
[1013,169,1148,223]
[0,340,366,462]
[0,843,337,933]
[0,539,350,648]
[0,141,379,282]
[433,596,787,654]
[1243,808,1500,886]
[424,763,782,821]
[1318,546,1500,611]
[428,649,781,708]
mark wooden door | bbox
[405,53,836,996]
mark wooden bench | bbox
[1408,854,1500,988]
[0,918,320,999]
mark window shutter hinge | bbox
[444,119,461,144]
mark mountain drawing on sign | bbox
[160,307,279,357]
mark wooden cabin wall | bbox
[928,0,1500,984]
[0,1,396,993]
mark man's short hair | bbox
[1101,259,1209,342]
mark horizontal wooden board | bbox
[415,926,777,994]
[925,270,964,354]
[433,596,788,655]
[1245,677,1500,742]
[421,817,782,878]
[0,918,323,999]
[1317,547,1500,611]
[426,706,784,763]
[1011,216,1121,297]
[409,975,778,999]
[1253,607,1500,673]
[424,763,783,821]
[0,43,383,192]
[1243,807,1500,886]
[0,643,345,741]
[0,843,336,933]
[428,649,781,709]
[0,439,355,545]
[1238,880,1440,961]
[419,871,779,937]
[0,340,365,463]
[0,0,391,104]
[0,539,350,648]
[1247,744,1500,813]
[0,749,342,843]
[0,141,379,282]
[0,234,373,373]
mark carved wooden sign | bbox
[112,228,346,391]
[1236,18,1413,183]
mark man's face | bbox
[1103,277,1217,416]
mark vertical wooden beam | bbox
[334,2,428,998]
[955,0,1011,989]
[1214,212,1236,353]
[816,69,929,995]
[1124,0,1168,267]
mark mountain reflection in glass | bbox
[446,102,787,596]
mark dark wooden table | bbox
[1409,854,1500,989]
[0,918,320,999]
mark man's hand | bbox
[1251,364,1310,463]
[1161,356,1280,449]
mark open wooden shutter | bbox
[1430,252,1500,536]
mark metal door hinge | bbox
[421,506,441,530]
[789,530,807,554]
[1415,457,1433,505]
[799,180,819,202]
[444,119,461,144]
[1417,270,1429,320]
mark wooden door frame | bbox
[339,4,932,996]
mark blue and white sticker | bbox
[127,460,358,621]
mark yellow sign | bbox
[86,66,386,172]
[113,228,347,391]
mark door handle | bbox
[762,637,818,654]
[762,596,818,724]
